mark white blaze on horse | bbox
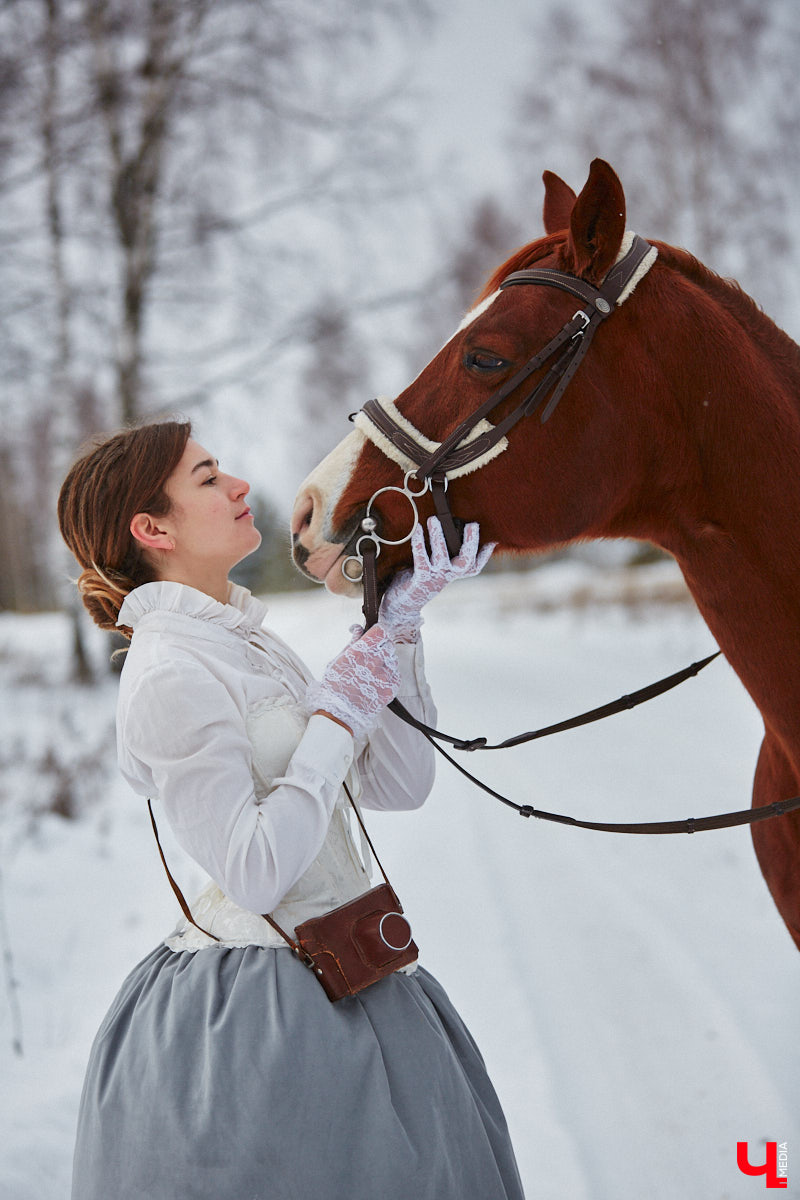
[292,159,800,953]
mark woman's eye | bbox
[464,350,508,373]
[203,475,218,486]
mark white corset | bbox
[166,697,373,952]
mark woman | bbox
[58,419,524,1200]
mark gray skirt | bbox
[72,944,524,1199]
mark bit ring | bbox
[363,486,420,547]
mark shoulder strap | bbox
[340,780,393,887]
[147,797,293,949]
[262,779,395,951]
[147,785,396,953]
[146,798,303,952]
[147,800,220,942]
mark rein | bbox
[341,237,800,835]
[360,530,800,834]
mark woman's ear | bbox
[130,512,175,551]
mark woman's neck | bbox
[154,567,231,605]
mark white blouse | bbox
[116,581,437,948]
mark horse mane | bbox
[479,232,800,381]
[477,234,565,302]
[649,241,800,378]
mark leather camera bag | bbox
[264,880,417,1002]
[262,783,418,1000]
[148,783,418,1003]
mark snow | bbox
[1,562,798,1199]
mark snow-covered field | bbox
[1,561,798,1199]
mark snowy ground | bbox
[1,561,798,1200]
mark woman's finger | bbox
[409,521,431,572]
[474,541,496,573]
[426,516,451,570]
[451,522,481,571]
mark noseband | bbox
[334,233,800,836]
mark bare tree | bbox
[0,0,431,613]
[82,0,206,422]
[295,299,369,475]
[510,0,800,330]
[406,195,526,373]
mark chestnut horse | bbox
[291,158,800,952]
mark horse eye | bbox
[464,349,508,373]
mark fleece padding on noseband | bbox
[354,396,509,481]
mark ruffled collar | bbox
[118,580,268,637]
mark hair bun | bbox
[76,564,135,636]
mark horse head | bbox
[291,160,694,592]
[292,158,800,953]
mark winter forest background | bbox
[3,1,800,1197]
[3,0,800,618]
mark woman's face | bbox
[133,438,262,600]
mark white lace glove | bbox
[377,516,496,643]
[305,623,402,740]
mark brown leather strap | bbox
[422,734,800,834]
[261,781,395,947]
[360,537,381,629]
[409,312,591,479]
[148,783,393,952]
[147,800,220,941]
[429,477,463,557]
[402,236,653,480]
[340,780,393,887]
[360,398,434,466]
[260,911,303,953]
[376,647,722,752]
[499,233,653,308]
[599,234,654,299]
[359,309,591,484]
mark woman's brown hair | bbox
[58,421,192,637]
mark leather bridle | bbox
[337,234,800,835]
[353,233,656,559]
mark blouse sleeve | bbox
[119,660,354,914]
[357,638,438,811]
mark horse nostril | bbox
[291,492,315,539]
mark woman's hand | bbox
[378,517,495,642]
[305,623,401,740]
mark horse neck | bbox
[643,289,800,762]
[676,534,800,757]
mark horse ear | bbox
[564,159,626,282]
[542,170,577,234]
